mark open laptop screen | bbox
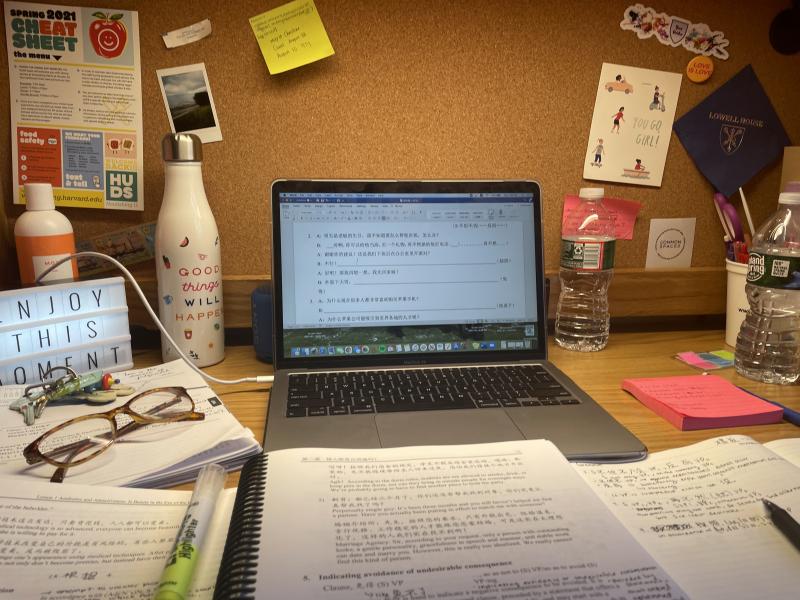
[272,181,544,366]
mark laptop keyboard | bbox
[286,364,580,417]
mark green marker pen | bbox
[154,463,226,600]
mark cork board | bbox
[1,0,799,280]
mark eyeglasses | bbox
[23,386,205,483]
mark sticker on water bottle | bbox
[560,239,615,270]
[746,252,800,289]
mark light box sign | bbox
[0,277,133,386]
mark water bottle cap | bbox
[162,133,203,162]
[23,183,55,210]
[578,187,605,200]
[778,192,800,205]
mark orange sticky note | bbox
[622,375,783,430]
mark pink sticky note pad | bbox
[563,195,641,240]
[622,375,783,430]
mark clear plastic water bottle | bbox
[734,192,800,384]
[555,187,615,352]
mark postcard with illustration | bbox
[584,63,682,187]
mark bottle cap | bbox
[778,192,800,205]
[23,183,55,211]
[162,133,203,162]
[784,181,800,193]
[578,187,605,200]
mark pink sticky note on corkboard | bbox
[562,195,641,240]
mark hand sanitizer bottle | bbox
[155,133,224,366]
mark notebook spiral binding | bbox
[213,453,268,599]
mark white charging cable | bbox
[34,252,274,385]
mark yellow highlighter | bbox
[154,463,226,600]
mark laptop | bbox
[265,179,646,461]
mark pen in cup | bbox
[153,463,226,600]
[733,240,749,263]
[724,234,735,262]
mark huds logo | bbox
[747,252,765,282]
[106,170,137,201]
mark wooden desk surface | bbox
[137,329,800,491]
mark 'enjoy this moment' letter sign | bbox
[0,277,132,385]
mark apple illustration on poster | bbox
[89,12,127,59]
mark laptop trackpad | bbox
[376,410,524,447]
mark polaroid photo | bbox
[156,63,222,143]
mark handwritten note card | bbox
[249,0,334,75]
[622,374,782,430]
[562,194,641,240]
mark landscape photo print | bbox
[157,63,222,143]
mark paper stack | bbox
[0,360,261,487]
[622,374,783,430]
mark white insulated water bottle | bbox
[155,133,224,366]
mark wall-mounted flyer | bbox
[4,2,143,210]
[583,63,681,188]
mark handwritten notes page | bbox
[0,476,235,599]
[766,436,800,465]
[622,374,783,430]
[256,440,686,599]
[0,360,260,487]
[577,435,800,599]
[249,0,334,75]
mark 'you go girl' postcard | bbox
[584,63,682,187]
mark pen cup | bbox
[725,259,749,347]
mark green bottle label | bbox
[746,252,800,289]
[560,239,615,270]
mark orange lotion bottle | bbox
[14,183,78,284]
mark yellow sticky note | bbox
[249,0,334,75]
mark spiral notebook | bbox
[212,437,800,600]
[212,440,678,599]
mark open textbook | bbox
[0,360,261,487]
[1,435,799,599]
[0,477,236,599]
